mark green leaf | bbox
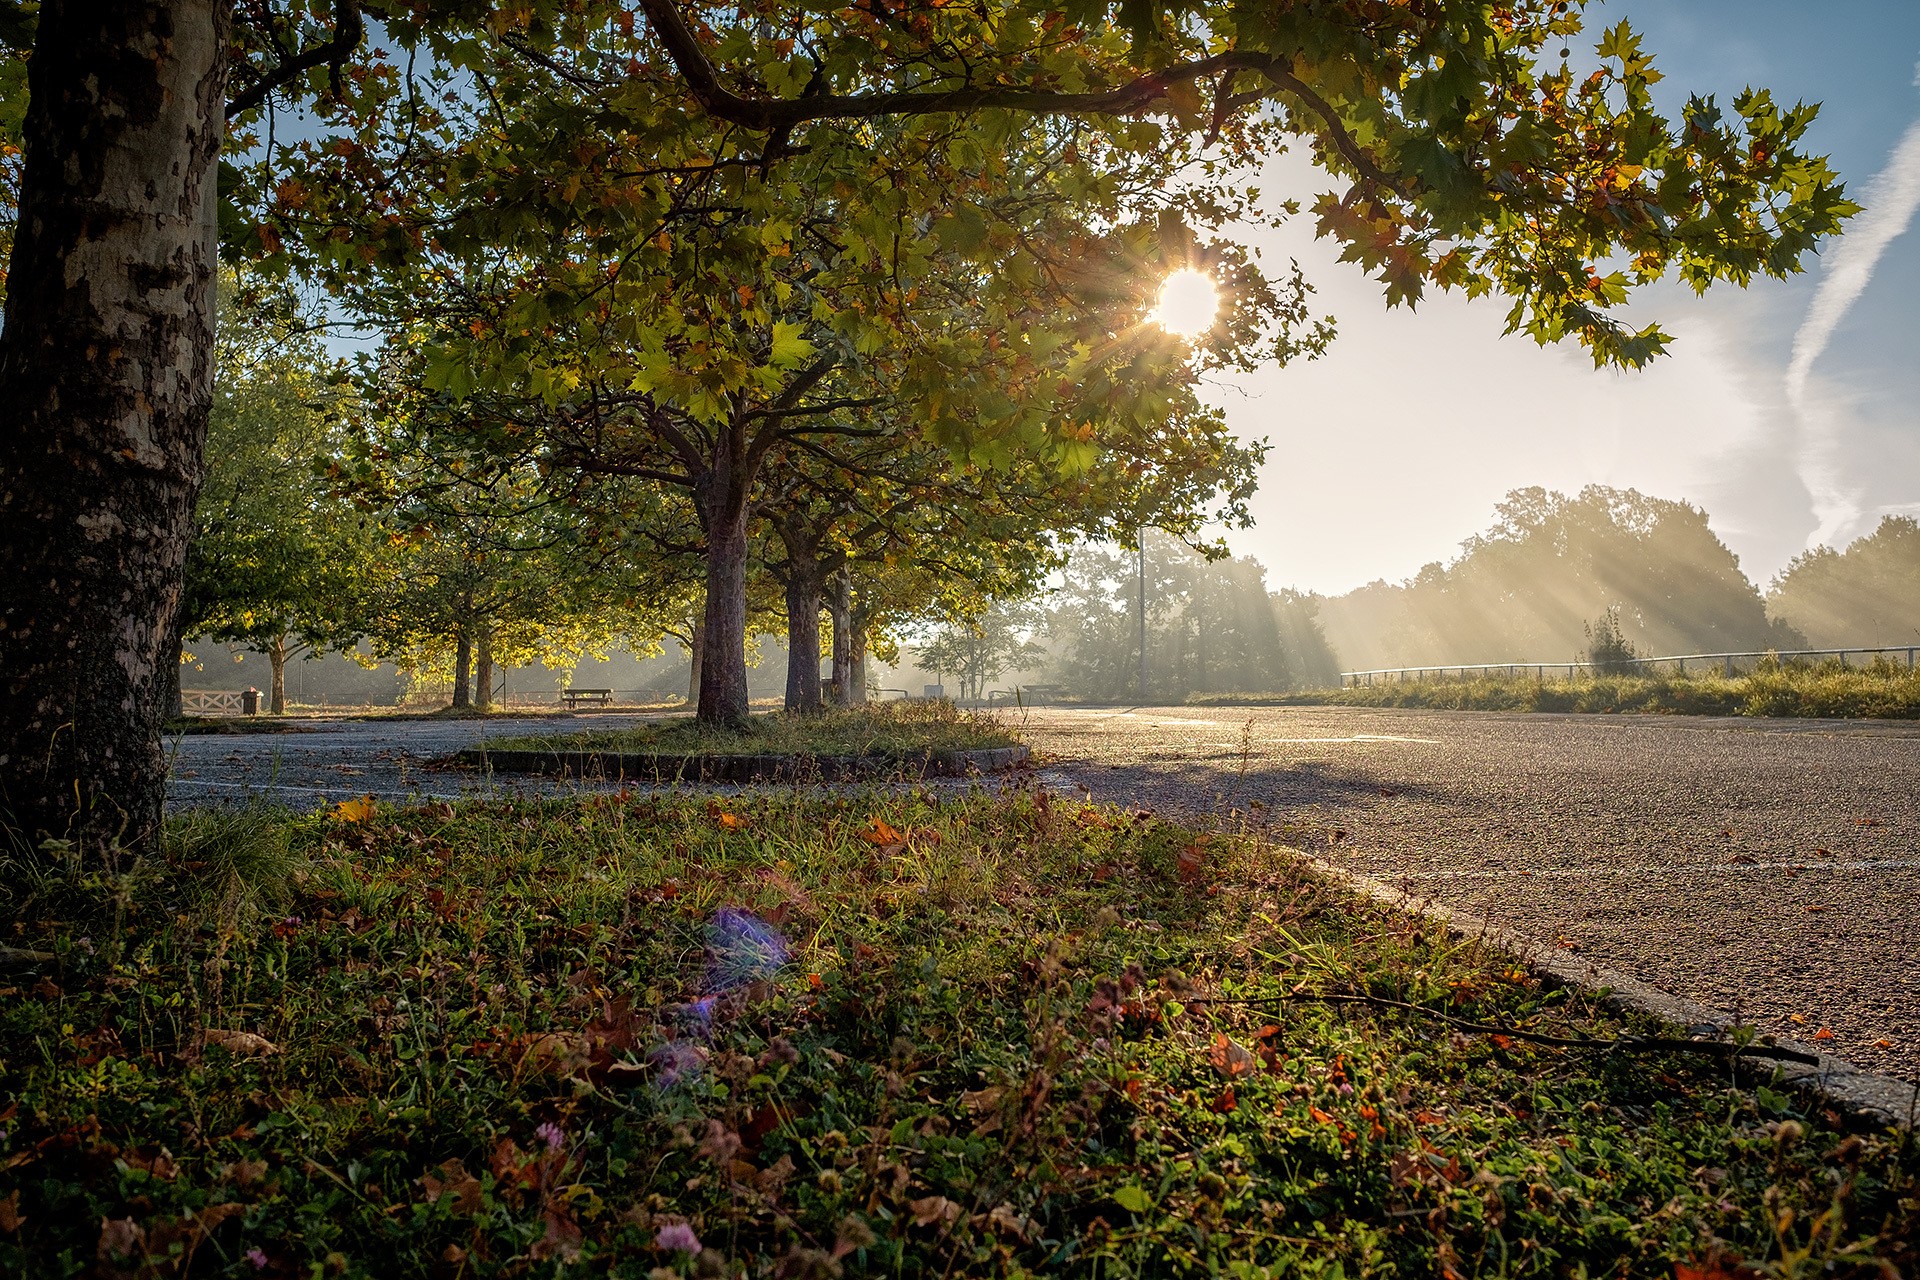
[768,321,816,370]
[1112,1183,1154,1215]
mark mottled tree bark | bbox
[847,593,875,705]
[782,570,824,714]
[828,571,853,707]
[0,0,228,855]
[774,519,827,715]
[267,636,289,715]
[475,631,494,711]
[451,633,473,709]
[692,417,754,726]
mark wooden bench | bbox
[561,688,614,709]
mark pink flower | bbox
[535,1121,565,1152]
[654,1222,703,1254]
[245,1247,269,1270]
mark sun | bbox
[1153,268,1220,339]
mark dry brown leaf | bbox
[204,1029,278,1056]
[1207,1032,1256,1079]
[909,1195,960,1228]
[421,1159,482,1215]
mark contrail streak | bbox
[1785,113,1920,546]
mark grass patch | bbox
[1194,657,1920,719]
[2,791,1914,1278]
[487,700,1020,759]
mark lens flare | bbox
[1153,269,1220,339]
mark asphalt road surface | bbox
[167,705,1919,1080]
[1014,705,1919,1081]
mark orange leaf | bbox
[1211,1085,1237,1114]
[863,817,905,847]
[1308,1106,1334,1125]
[1811,1027,1835,1042]
[715,812,744,831]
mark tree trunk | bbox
[165,626,187,723]
[268,636,288,715]
[828,571,853,707]
[782,565,825,714]
[475,631,494,711]
[451,633,472,709]
[0,0,229,857]
[693,422,754,727]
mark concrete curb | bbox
[454,743,1029,783]
[1309,858,1917,1130]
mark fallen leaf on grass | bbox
[909,1196,960,1228]
[863,817,906,849]
[204,1029,278,1056]
[1875,1039,1894,1049]
[420,1160,482,1215]
[714,811,744,831]
[1789,1014,1808,1025]
[1812,1027,1835,1042]
[330,795,376,824]
[1207,1032,1256,1078]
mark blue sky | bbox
[1219,0,1920,596]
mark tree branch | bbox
[228,0,365,119]
[634,1,1394,186]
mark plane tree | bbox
[0,0,1859,854]
[273,59,1292,723]
[175,273,382,716]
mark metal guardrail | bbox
[1342,645,1920,686]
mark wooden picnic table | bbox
[562,688,614,709]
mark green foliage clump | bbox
[1768,516,1920,649]
[1319,487,1802,674]
[489,699,1019,759]
[1046,533,1341,701]
[2,792,1913,1277]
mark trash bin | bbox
[242,687,261,716]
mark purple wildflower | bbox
[654,1222,703,1254]
[245,1247,269,1270]
[535,1120,565,1152]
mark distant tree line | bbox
[1317,487,1919,673]
[923,491,1920,702]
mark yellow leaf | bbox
[331,795,376,824]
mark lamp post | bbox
[1136,526,1147,704]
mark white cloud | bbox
[1784,115,1920,546]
